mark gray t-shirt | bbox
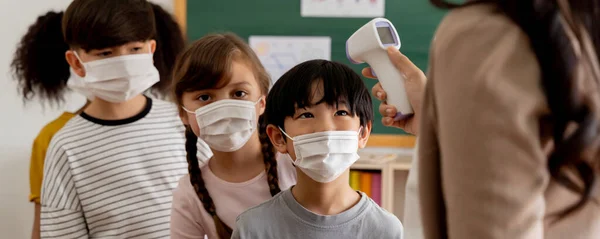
[232,188,403,239]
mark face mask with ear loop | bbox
[279,127,363,183]
[67,68,95,101]
[183,98,263,152]
[66,46,160,103]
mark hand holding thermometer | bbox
[346,18,413,117]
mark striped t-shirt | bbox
[40,97,202,239]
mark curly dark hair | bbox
[11,11,69,106]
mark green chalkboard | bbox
[186,0,445,134]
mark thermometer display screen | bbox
[377,27,395,44]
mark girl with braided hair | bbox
[170,33,297,239]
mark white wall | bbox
[0,0,174,238]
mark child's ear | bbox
[258,95,266,115]
[179,109,190,126]
[65,50,85,77]
[266,124,288,153]
[358,122,372,149]
[149,39,157,54]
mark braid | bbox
[258,115,281,196]
[185,128,232,238]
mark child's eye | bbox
[335,110,349,116]
[298,112,314,119]
[96,51,112,57]
[131,47,143,52]
[233,91,247,98]
[197,95,211,102]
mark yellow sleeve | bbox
[29,112,75,204]
[29,135,48,204]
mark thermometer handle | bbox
[367,53,413,115]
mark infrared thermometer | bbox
[346,18,413,116]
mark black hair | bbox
[431,0,600,218]
[147,3,187,97]
[264,59,374,130]
[11,11,69,105]
[62,0,155,51]
[11,0,186,105]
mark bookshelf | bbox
[353,147,414,219]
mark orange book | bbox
[350,170,361,191]
[360,172,373,198]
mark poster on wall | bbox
[300,0,385,18]
[249,36,331,83]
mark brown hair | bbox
[173,33,280,239]
[11,0,185,105]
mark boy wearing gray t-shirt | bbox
[232,60,403,239]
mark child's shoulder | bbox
[233,189,288,237]
[147,98,185,122]
[33,112,77,145]
[149,98,179,114]
[150,97,176,107]
[361,194,404,237]
[172,174,197,203]
[47,113,89,147]
[235,188,287,224]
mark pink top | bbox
[170,154,297,239]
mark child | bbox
[36,0,210,238]
[170,33,297,239]
[232,60,404,238]
[10,3,192,239]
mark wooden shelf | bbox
[389,155,412,170]
[350,150,414,219]
[351,158,411,171]
[354,148,414,170]
[389,162,411,170]
[351,163,386,170]
[366,134,416,148]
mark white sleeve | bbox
[41,142,88,239]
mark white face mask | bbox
[280,128,362,183]
[67,69,95,101]
[196,139,214,167]
[67,48,159,103]
[183,98,262,152]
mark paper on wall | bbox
[249,36,331,83]
[300,0,385,18]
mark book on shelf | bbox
[349,169,382,206]
[360,172,372,198]
[350,170,360,191]
[371,173,382,206]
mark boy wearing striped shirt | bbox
[39,1,211,238]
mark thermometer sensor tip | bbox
[346,39,360,64]
[394,112,413,121]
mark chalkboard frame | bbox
[172,0,416,148]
